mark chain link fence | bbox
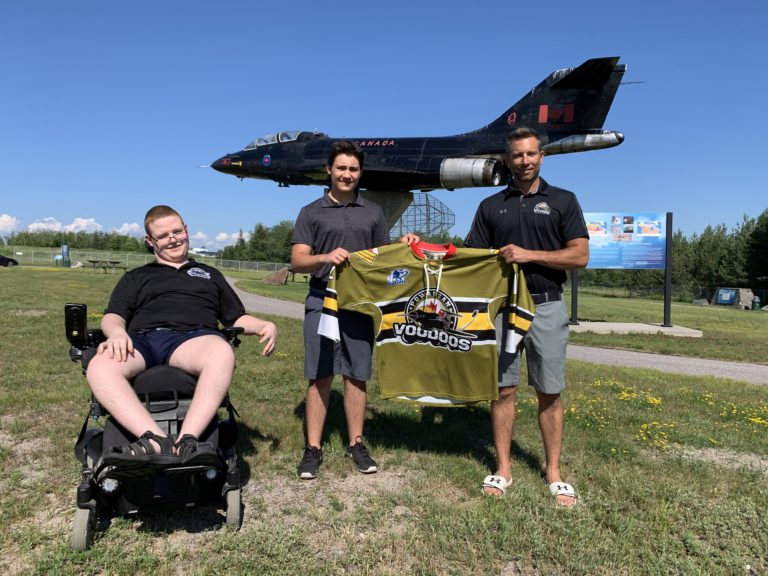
[4,247,290,274]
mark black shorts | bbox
[130,329,224,369]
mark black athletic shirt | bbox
[105,259,246,331]
[464,178,589,294]
[291,191,390,283]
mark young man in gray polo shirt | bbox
[465,127,589,506]
[291,140,418,479]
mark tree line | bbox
[7,209,767,288]
[7,229,143,252]
[220,221,295,263]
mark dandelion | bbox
[747,417,768,429]
[618,389,638,401]
[637,421,677,450]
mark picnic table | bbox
[288,269,309,282]
[87,260,126,274]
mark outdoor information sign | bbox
[584,212,667,269]
[715,288,737,305]
[569,211,673,328]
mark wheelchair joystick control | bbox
[65,303,89,348]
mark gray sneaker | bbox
[297,445,323,479]
[345,437,378,474]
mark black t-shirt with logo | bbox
[105,259,245,331]
[465,178,589,294]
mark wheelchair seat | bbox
[65,303,243,551]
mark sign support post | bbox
[662,212,673,327]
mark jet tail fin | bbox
[476,57,625,139]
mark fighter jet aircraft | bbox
[211,57,625,225]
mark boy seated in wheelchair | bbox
[86,204,276,468]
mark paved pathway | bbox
[227,279,304,320]
[567,345,768,385]
[228,279,768,385]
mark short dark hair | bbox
[505,127,542,152]
[327,140,364,169]
[144,205,184,235]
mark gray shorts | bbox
[496,298,569,394]
[303,290,374,381]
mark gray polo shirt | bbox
[292,191,390,282]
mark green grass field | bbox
[1,267,766,575]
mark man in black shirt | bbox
[465,127,589,506]
[86,205,276,467]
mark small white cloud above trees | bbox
[115,222,142,236]
[64,218,102,233]
[0,214,20,237]
[27,217,63,232]
[27,217,104,233]
[216,231,247,244]
[190,231,208,247]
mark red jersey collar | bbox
[409,241,457,260]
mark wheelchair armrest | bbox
[69,333,104,366]
[65,303,107,365]
[65,303,89,347]
[220,327,244,348]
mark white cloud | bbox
[190,230,208,247]
[215,231,245,244]
[114,222,142,236]
[28,217,63,232]
[0,214,20,236]
[27,217,106,233]
[64,218,102,233]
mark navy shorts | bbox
[130,329,225,369]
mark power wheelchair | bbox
[65,303,243,551]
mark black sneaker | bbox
[345,437,378,474]
[297,445,323,479]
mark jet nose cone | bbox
[615,132,624,144]
[211,156,227,173]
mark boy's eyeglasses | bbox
[149,229,187,245]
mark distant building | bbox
[189,247,219,257]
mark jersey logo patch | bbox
[534,202,551,215]
[386,268,409,286]
[187,267,211,280]
[394,289,478,352]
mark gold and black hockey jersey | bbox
[318,242,535,405]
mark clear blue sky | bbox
[2,1,766,250]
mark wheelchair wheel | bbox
[225,488,242,528]
[71,507,95,551]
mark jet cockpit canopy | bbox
[243,130,326,150]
